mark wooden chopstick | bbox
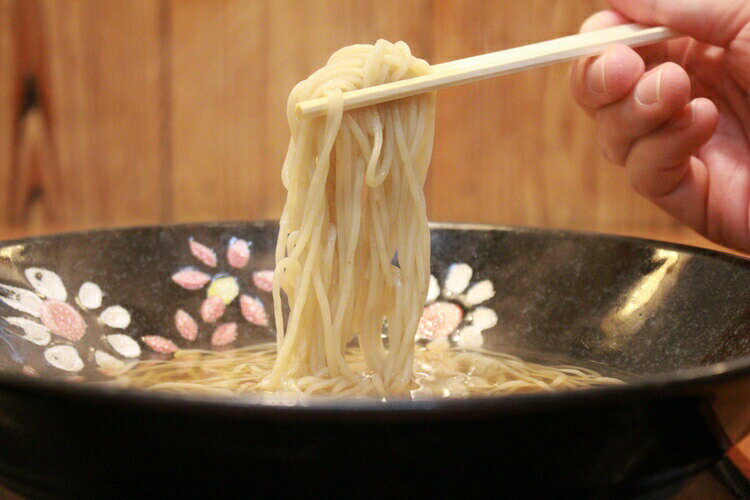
[295,23,678,119]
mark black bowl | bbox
[0,221,749,497]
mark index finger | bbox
[570,10,646,112]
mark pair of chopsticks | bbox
[295,23,678,119]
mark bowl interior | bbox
[0,222,749,388]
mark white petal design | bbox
[0,284,42,317]
[470,307,498,332]
[106,334,141,358]
[462,279,495,307]
[25,268,67,301]
[99,306,131,329]
[426,275,440,303]
[5,317,51,345]
[443,263,472,296]
[95,350,125,371]
[44,345,84,372]
[454,325,484,348]
[78,282,103,309]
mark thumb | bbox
[608,0,750,47]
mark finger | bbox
[578,9,669,67]
[570,44,645,112]
[608,0,750,47]
[653,157,710,239]
[626,98,719,201]
[595,62,692,164]
[579,9,631,33]
[570,9,670,115]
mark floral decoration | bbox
[162,237,274,350]
[0,268,138,374]
[417,263,498,348]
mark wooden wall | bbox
[0,0,704,244]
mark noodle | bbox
[268,40,435,394]
[111,343,623,399]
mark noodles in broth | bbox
[112,40,622,399]
[115,342,622,398]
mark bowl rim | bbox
[0,220,748,416]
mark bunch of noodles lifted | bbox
[113,40,621,399]
[268,40,435,394]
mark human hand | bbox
[570,0,750,252]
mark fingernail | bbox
[672,101,695,129]
[635,67,663,105]
[587,54,608,93]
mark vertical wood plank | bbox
[0,0,14,221]
[170,0,268,222]
[43,0,165,226]
[169,0,432,222]
[0,0,164,230]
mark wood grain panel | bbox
[0,0,164,230]
[0,0,14,224]
[0,0,725,246]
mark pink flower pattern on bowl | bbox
[0,241,499,379]
[165,237,274,350]
[417,263,498,348]
[0,268,138,374]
